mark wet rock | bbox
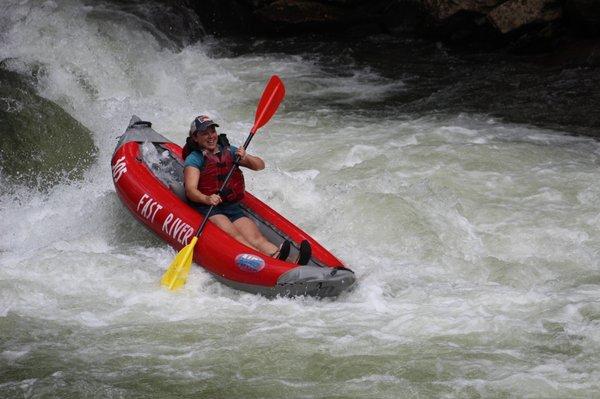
[420,0,563,45]
[256,0,346,24]
[0,66,97,190]
[506,22,563,54]
[170,0,600,57]
[185,0,426,37]
[380,0,429,35]
[234,0,571,51]
[91,0,205,48]
[253,0,350,33]
[488,0,562,34]
[185,0,254,36]
[422,0,499,21]
[251,0,391,35]
[564,0,600,36]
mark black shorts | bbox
[191,201,245,222]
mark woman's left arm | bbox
[236,147,265,171]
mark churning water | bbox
[1,1,600,397]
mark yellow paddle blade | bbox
[160,236,198,291]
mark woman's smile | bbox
[195,126,218,151]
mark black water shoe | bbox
[296,240,312,265]
[275,240,291,261]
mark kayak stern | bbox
[212,266,356,298]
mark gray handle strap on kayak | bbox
[132,120,152,128]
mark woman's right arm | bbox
[184,166,221,205]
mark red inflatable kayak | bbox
[111,116,355,297]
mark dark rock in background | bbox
[91,0,205,49]
[487,0,561,34]
[186,0,426,36]
[181,0,599,58]
[253,0,351,34]
[0,65,98,190]
[182,0,254,36]
[565,0,600,37]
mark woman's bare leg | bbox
[208,214,259,251]
[233,216,279,255]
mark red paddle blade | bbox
[251,75,285,134]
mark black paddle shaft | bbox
[193,133,256,238]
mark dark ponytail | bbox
[182,136,201,160]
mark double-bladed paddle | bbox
[161,75,286,290]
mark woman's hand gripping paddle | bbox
[160,75,286,290]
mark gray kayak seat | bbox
[145,145,186,202]
[117,115,187,201]
[168,180,187,201]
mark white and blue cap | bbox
[190,115,219,135]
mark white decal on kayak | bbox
[112,156,127,183]
[136,194,163,223]
[235,254,265,273]
[162,213,194,245]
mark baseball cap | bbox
[190,115,219,134]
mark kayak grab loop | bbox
[132,120,152,128]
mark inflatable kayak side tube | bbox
[211,265,355,298]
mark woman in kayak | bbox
[183,115,311,264]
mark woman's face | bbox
[192,126,218,152]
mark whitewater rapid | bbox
[1,1,600,397]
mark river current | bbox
[1,1,599,397]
